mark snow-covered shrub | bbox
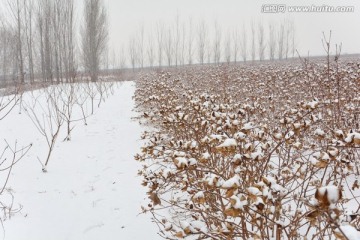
[135,59,360,239]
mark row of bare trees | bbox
[23,80,115,172]
[0,0,108,86]
[0,79,116,225]
[122,17,296,70]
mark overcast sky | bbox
[105,0,360,57]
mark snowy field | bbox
[0,81,160,240]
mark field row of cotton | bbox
[134,58,360,239]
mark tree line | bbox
[121,16,297,70]
[0,0,297,83]
[0,0,108,85]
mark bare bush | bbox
[24,86,64,171]
[58,84,80,141]
[0,87,21,121]
[0,141,31,223]
[0,88,31,227]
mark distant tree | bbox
[213,20,222,64]
[61,0,77,82]
[164,26,173,66]
[281,18,295,60]
[250,20,256,62]
[179,21,186,66]
[240,24,247,62]
[187,17,194,65]
[81,0,108,82]
[174,13,180,66]
[0,19,17,83]
[197,20,207,65]
[232,28,239,63]
[289,20,296,58]
[137,23,145,69]
[155,22,164,67]
[36,0,53,82]
[277,21,285,60]
[7,0,25,83]
[147,30,155,68]
[23,0,35,83]
[206,39,211,64]
[224,30,231,64]
[258,21,266,61]
[128,36,137,71]
[118,45,127,69]
[268,22,277,61]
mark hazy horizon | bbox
[106,0,360,58]
[0,0,359,68]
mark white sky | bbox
[105,0,360,57]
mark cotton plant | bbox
[135,59,360,239]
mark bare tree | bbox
[24,86,65,171]
[164,26,173,66]
[147,30,155,68]
[0,19,16,84]
[52,0,62,83]
[76,84,90,126]
[62,0,77,82]
[85,81,98,114]
[187,17,194,65]
[284,19,293,60]
[250,20,256,62]
[128,36,137,71]
[36,0,57,83]
[179,21,186,66]
[258,21,266,61]
[23,0,35,83]
[7,0,25,83]
[224,30,231,64]
[197,20,207,65]
[34,0,77,84]
[277,21,285,60]
[232,28,239,63]
[82,0,108,82]
[137,23,145,69]
[109,46,117,73]
[268,22,277,61]
[213,20,222,64]
[118,45,127,69]
[1,0,76,86]
[37,0,54,83]
[206,39,211,64]
[174,13,180,66]
[290,20,296,58]
[58,84,81,141]
[240,24,247,62]
[156,22,164,67]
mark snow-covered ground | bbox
[0,81,160,240]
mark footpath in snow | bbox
[0,81,160,240]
